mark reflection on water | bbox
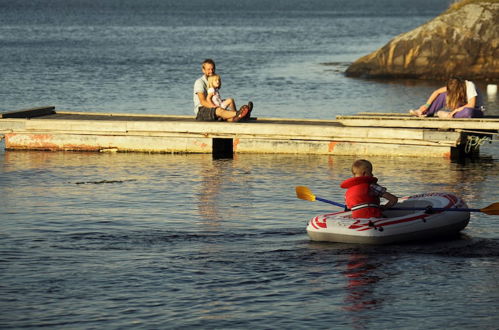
[342,254,382,313]
[2,149,498,213]
[197,159,227,224]
[1,149,499,328]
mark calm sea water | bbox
[1,0,498,117]
[1,0,499,329]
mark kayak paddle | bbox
[295,186,346,208]
[295,186,499,215]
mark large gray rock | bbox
[345,2,499,81]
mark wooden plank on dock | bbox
[2,132,457,158]
[11,114,459,145]
[0,106,56,119]
[336,115,499,130]
[355,112,412,117]
[0,107,478,158]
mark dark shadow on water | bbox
[306,233,499,258]
[300,233,499,328]
[451,153,497,166]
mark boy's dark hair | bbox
[352,159,373,175]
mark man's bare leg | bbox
[215,108,236,121]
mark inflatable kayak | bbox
[306,193,470,244]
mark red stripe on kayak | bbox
[354,213,434,231]
[310,216,327,229]
[310,216,320,229]
[353,193,459,231]
[315,217,327,228]
[444,194,457,207]
[312,193,462,232]
[348,220,365,230]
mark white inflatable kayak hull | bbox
[306,193,470,244]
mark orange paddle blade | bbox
[481,203,499,215]
[295,186,316,202]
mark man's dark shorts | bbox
[196,107,217,121]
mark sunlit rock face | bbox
[345,2,499,81]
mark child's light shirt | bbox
[207,87,223,108]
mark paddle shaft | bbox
[316,196,477,213]
[296,186,498,215]
[392,207,478,213]
[316,197,346,208]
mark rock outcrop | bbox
[345,1,499,81]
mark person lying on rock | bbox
[409,76,485,118]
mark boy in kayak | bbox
[340,159,398,219]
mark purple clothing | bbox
[454,107,484,118]
[425,92,484,118]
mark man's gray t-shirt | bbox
[193,75,208,114]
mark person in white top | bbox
[409,77,484,118]
[193,59,252,122]
[206,74,237,111]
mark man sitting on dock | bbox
[193,59,252,122]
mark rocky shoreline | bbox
[345,1,499,81]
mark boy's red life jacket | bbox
[340,176,382,219]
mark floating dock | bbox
[0,106,497,158]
